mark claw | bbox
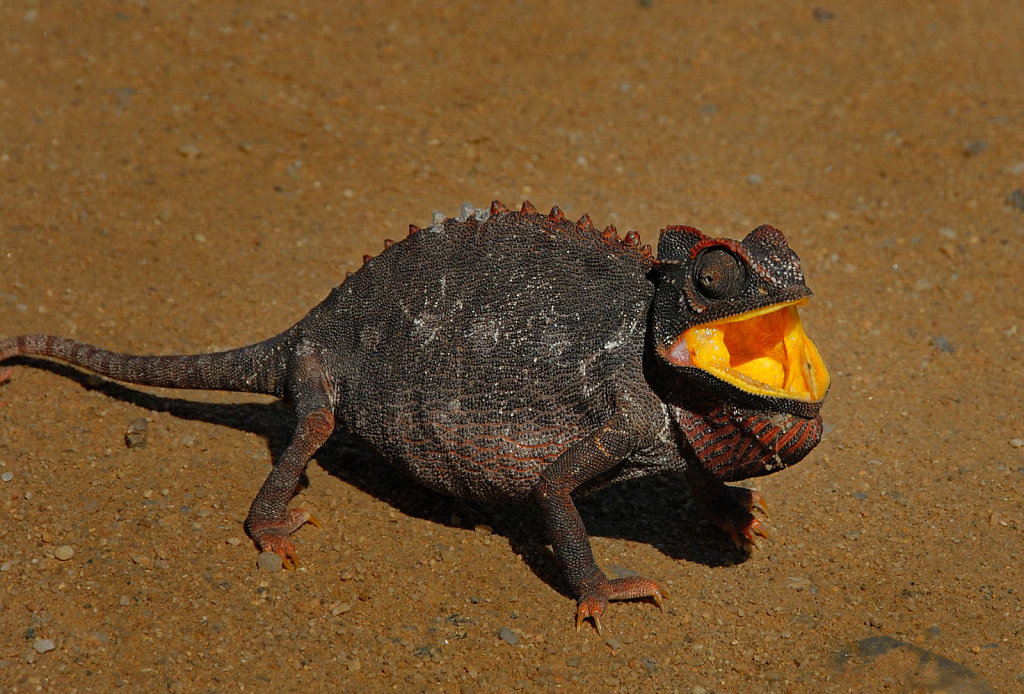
[575,602,603,634]
[574,574,663,633]
[248,508,320,568]
[728,516,769,551]
[257,535,301,569]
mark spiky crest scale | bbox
[349,201,658,305]
[392,201,654,268]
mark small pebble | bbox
[176,143,201,158]
[786,576,812,591]
[1007,189,1024,211]
[124,418,149,449]
[931,336,955,354]
[961,139,987,157]
[53,545,74,561]
[606,563,639,579]
[498,627,520,645]
[1,471,12,482]
[1010,438,1024,449]
[119,595,131,606]
[32,639,55,654]
[256,551,283,572]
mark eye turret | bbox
[693,248,745,300]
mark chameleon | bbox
[0,200,829,631]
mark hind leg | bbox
[245,345,336,568]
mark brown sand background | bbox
[2,2,1022,691]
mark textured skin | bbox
[0,200,826,630]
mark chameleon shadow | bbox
[6,357,750,599]
[316,437,752,600]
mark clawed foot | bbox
[698,486,769,552]
[247,508,320,569]
[576,575,664,634]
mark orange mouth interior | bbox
[676,299,829,402]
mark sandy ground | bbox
[1,1,1022,692]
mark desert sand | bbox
[1,2,1021,691]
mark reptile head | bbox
[651,224,829,417]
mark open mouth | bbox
[666,299,829,402]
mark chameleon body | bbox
[0,200,829,630]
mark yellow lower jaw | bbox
[683,300,829,402]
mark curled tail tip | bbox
[0,367,12,386]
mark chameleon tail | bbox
[0,333,290,397]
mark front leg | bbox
[681,465,768,551]
[534,415,664,633]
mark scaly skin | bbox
[0,200,828,630]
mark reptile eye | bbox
[693,248,745,300]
